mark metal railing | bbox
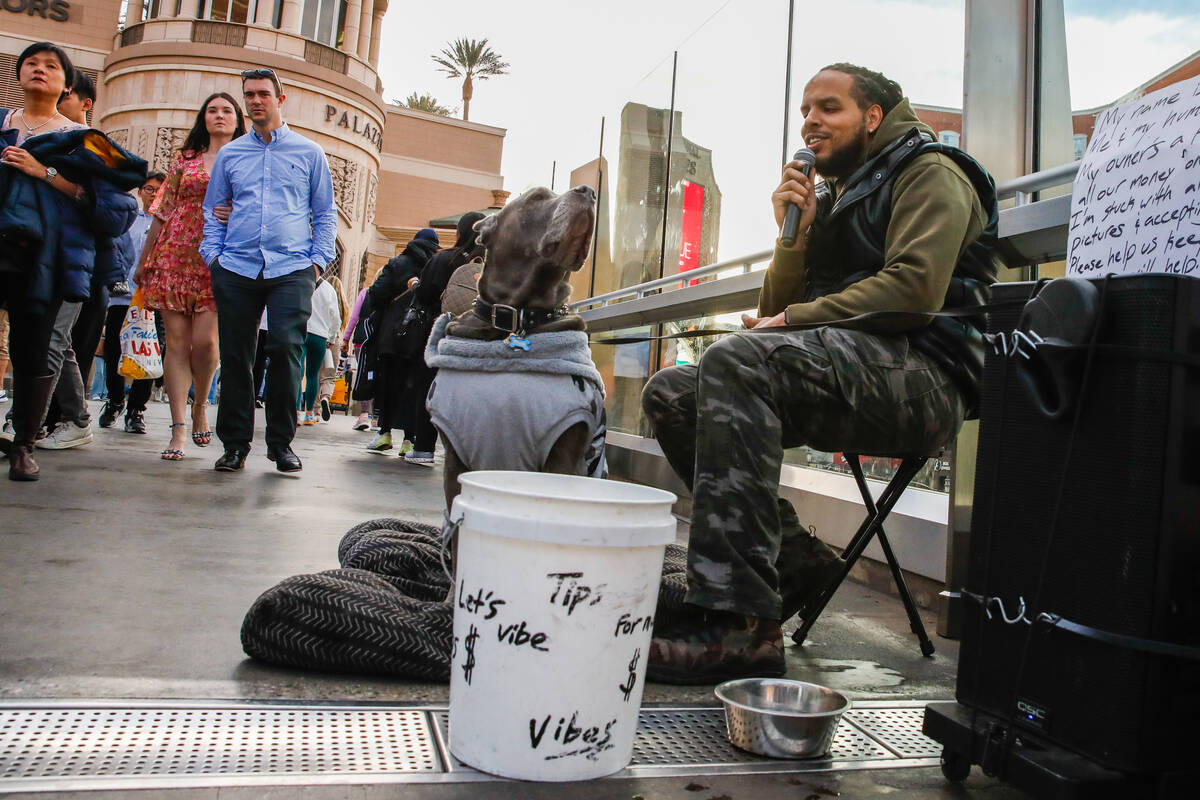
[573,249,772,312]
[998,160,1080,202]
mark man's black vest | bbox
[804,128,1001,415]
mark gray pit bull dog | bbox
[431,184,601,509]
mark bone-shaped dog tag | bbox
[506,335,532,352]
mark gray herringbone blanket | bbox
[241,518,688,681]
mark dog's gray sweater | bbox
[424,314,607,477]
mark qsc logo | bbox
[1016,699,1049,729]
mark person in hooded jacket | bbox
[358,228,439,453]
[397,212,485,466]
[0,41,145,481]
[642,64,1000,684]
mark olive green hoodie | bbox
[758,98,988,331]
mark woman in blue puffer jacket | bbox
[0,41,146,481]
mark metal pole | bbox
[783,0,795,165]
[551,160,557,192]
[658,50,678,282]
[651,51,678,389]
[588,117,605,299]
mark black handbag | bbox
[395,302,432,360]
[351,315,377,401]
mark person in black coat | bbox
[359,228,439,454]
[397,212,485,466]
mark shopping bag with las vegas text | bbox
[118,289,163,380]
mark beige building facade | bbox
[2,0,506,293]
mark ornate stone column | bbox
[253,0,274,25]
[280,0,302,33]
[342,0,362,56]
[356,0,373,62]
[368,9,384,67]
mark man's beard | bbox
[815,120,870,179]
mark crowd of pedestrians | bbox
[3,40,485,482]
[349,211,485,466]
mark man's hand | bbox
[313,264,322,279]
[772,159,818,241]
[213,204,232,223]
[1,146,46,179]
[741,312,787,329]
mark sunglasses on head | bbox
[241,68,281,90]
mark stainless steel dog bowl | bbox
[714,678,850,759]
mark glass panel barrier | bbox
[668,3,789,285]
[598,61,674,298]
[590,327,654,437]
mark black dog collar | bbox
[473,297,566,336]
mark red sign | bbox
[678,180,704,285]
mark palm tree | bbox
[431,38,510,122]
[400,92,454,117]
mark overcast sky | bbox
[377,0,1200,263]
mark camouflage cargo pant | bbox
[642,326,965,619]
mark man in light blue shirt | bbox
[202,67,337,473]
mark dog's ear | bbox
[473,215,499,249]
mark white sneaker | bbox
[0,389,9,402]
[403,450,435,467]
[0,419,13,441]
[37,421,94,450]
[353,414,370,431]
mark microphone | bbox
[780,148,816,248]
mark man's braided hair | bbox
[821,63,904,117]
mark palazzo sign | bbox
[324,105,382,152]
[2,0,70,21]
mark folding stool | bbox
[790,452,937,657]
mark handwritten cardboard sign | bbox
[1067,74,1200,278]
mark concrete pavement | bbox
[0,399,1028,797]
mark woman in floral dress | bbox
[134,93,244,460]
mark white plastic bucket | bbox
[447,470,677,781]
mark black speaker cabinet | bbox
[958,274,1200,774]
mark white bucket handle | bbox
[440,511,463,583]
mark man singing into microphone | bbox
[644,63,1001,683]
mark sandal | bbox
[191,403,212,447]
[162,422,186,461]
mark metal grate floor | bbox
[0,699,942,792]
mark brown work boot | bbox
[778,530,842,624]
[647,607,786,685]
